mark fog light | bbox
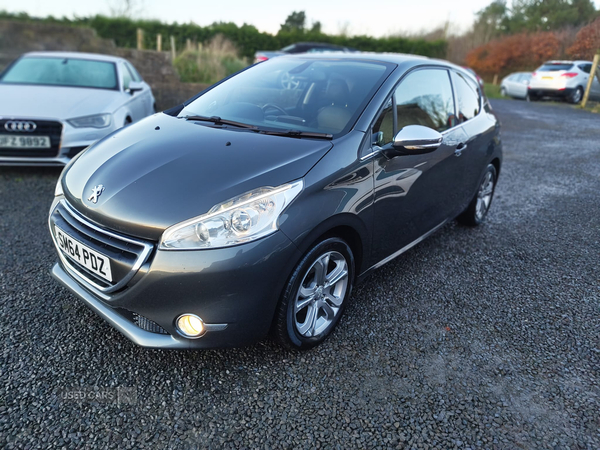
[176,314,205,338]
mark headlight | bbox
[54,179,64,197]
[160,180,303,250]
[67,114,112,129]
[54,150,87,197]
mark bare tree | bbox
[107,0,145,19]
[337,21,352,37]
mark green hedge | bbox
[0,11,447,59]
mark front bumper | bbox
[0,119,115,166]
[49,205,302,348]
[51,263,191,349]
[0,148,87,166]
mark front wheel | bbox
[273,237,355,350]
[457,164,497,226]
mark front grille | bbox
[133,313,169,335]
[49,200,154,294]
[0,119,62,157]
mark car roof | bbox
[278,52,473,79]
[281,52,430,65]
[291,42,346,48]
[22,51,126,63]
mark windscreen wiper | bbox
[183,115,258,130]
[183,116,332,139]
[258,129,333,139]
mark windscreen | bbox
[0,57,118,90]
[538,63,574,72]
[179,58,393,137]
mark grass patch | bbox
[484,83,503,99]
[581,100,600,113]
[173,35,249,85]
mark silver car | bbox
[528,60,600,104]
[500,72,532,99]
[0,52,156,166]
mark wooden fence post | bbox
[581,52,600,109]
[157,34,162,52]
[186,38,192,51]
[492,74,498,85]
[170,36,176,60]
[136,28,144,50]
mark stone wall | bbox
[0,20,209,110]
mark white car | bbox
[528,60,600,104]
[500,72,532,99]
[0,52,155,165]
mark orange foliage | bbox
[465,22,600,79]
[466,32,563,79]
[568,18,600,59]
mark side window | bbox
[121,63,132,90]
[372,97,394,146]
[578,64,591,74]
[453,71,481,123]
[126,62,143,82]
[394,69,455,133]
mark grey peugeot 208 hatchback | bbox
[49,53,502,350]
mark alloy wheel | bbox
[475,171,495,221]
[293,251,349,337]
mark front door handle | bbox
[455,142,467,157]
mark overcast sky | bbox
[4,0,600,37]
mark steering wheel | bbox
[262,103,288,116]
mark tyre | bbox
[457,164,497,227]
[500,87,507,97]
[273,237,355,350]
[568,86,583,104]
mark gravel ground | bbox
[1,99,599,449]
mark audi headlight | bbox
[160,180,303,250]
[68,113,112,129]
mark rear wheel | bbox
[500,87,507,97]
[457,164,497,227]
[273,237,354,350]
[568,87,583,104]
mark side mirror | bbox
[127,81,144,94]
[388,125,443,156]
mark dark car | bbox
[49,53,502,350]
[254,42,357,63]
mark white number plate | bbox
[0,134,51,148]
[55,226,113,282]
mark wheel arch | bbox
[491,157,501,178]
[286,213,369,280]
